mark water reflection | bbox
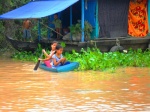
[0,59,149,111]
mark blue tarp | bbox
[0,0,79,19]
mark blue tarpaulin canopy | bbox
[0,0,79,19]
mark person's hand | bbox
[42,49,46,53]
[61,58,66,63]
[51,51,55,55]
[60,58,64,62]
[38,58,42,61]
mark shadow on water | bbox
[0,58,150,111]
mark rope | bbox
[40,22,64,37]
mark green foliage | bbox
[0,0,30,40]
[11,44,43,62]
[32,18,50,39]
[11,46,150,71]
[64,48,150,71]
[0,21,5,38]
[69,20,93,39]
[60,41,66,48]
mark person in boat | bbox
[51,14,62,40]
[38,41,58,67]
[23,19,32,41]
[52,44,70,68]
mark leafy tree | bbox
[0,0,30,39]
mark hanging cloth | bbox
[98,0,130,38]
[128,0,148,37]
[148,0,150,33]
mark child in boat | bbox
[52,44,70,67]
[38,41,58,67]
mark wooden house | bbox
[1,0,150,52]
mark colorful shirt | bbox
[52,54,63,67]
[49,50,55,63]
[44,50,55,68]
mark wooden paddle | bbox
[33,52,43,71]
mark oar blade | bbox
[33,52,43,71]
[34,60,41,71]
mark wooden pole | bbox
[81,0,85,42]
[38,19,41,41]
[70,6,73,40]
[96,0,99,38]
[48,16,51,39]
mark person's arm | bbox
[60,54,66,64]
[52,58,65,66]
[39,51,55,61]
[60,21,62,29]
[52,54,67,66]
[29,20,32,28]
[38,55,50,61]
[42,49,49,57]
[61,58,66,64]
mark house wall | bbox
[84,0,99,39]
[49,0,99,40]
[61,2,81,28]
[98,0,130,38]
[60,0,99,39]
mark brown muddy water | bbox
[0,58,150,112]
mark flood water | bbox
[0,58,150,112]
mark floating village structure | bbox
[1,0,150,52]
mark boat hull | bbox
[6,35,38,52]
[40,36,150,52]
[39,62,79,72]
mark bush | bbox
[11,45,150,71]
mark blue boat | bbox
[39,62,79,72]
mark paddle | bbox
[34,52,43,71]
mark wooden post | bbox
[95,0,99,38]
[70,6,72,40]
[81,0,85,42]
[48,16,51,39]
[38,19,41,41]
